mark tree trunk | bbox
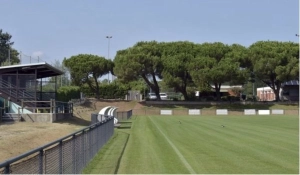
[151,73,161,100]
[181,90,189,101]
[86,78,99,99]
[94,80,100,99]
[214,83,221,101]
[176,84,189,101]
[142,74,161,100]
[273,82,281,102]
[274,88,280,101]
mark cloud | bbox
[32,51,44,58]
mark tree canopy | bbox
[114,41,163,100]
[114,40,298,101]
[63,54,113,98]
[161,41,197,100]
[0,29,20,65]
[188,42,247,101]
[248,41,299,101]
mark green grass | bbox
[83,115,299,174]
[82,128,130,174]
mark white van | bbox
[148,93,157,100]
[159,93,168,100]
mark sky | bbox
[0,0,299,66]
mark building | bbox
[279,80,299,101]
[256,80,299,101]
[0,62,72,122]
[257,87,275,101]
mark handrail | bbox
[0,79,54,108]
[0,78,35,100]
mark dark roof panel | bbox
[282,80,299,86]
[0,62,64,78]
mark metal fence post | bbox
[39,150,44,174]
[72,135,76,174]
[4,165,10,174]
[50,99,53,113]
[89,128,92,160]
[82,130,85,166]
[59,141,63,174]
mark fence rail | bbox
[0,116,114,174]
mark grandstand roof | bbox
[0,62,64,79]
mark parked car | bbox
[159,93,168,100]
[148,93,157,100]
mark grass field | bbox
[84,115,299,174]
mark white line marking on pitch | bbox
[148,116,196,174]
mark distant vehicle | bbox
[159,93,168,100]
[148,92,168,100]
[148,93,157,100]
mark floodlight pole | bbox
[106,36,112,83]
[8,47,10,65]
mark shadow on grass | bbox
[114,131,130,174]
[118,121,132,123]
[117,121,132,129]
[118,126,131,129]
[54,116,90,126]
[82,127,131,174]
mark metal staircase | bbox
[0,78,36,107]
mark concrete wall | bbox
[53,113,73,121]
[21,113,53,122]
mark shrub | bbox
[57,86,81,102]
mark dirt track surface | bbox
[0,99,138,163]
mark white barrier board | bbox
[160,110,172,115]
[244,109,256,115]
[188,109,201,115]
[272,109,284,115]
[258,110,270,115]
[216,109,228,115]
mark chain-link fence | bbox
[116,110,132,121]
[0,116,114,174]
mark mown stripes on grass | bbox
[148,116,196,174]
[84,115,298,174]
[150,115,298,174]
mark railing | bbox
[0,116,114,174]
[0,79,37,108]
[0,79,55,107]
[0,78,35,100]
[17,100,72,114]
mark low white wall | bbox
[160,110,172,115]
[258,110,270,115]
[188,109,200,115]
[244,109,256,115]
[216,109,228,115]
[271,109,284,115]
